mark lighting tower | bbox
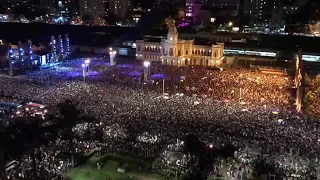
[58,34,63,55]
[64,34,70,58]
[27,40,33,60]
[51,35,57,62]
[8,43,13,76]
[18,41,24,62]
[82,59,90,83]
[143,61,150,83]
[109,47,117,66]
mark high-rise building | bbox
[39,0,55,8]
[79,0,106,24]
[208,0,239,8]
[242,0,276,25]
[307,0,320,22]
[185,0,196,18]
[109,0,132,20]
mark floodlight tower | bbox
[64,34,70,58]
[8,43,14,76]
[82,59,90,83]
[51,35,57,62]
[27,40,33,60]
[58,34,63,56]
[109,47,117,66]
[143,61,150,83]
[18,41,24,62]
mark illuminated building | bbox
[79,0,106,24]
[0,14,9,22]
[109,0,132,19]
[135,21,224,66]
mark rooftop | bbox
[193,38,217,46]
[143,37,162,43]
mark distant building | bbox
[109,0,132,20]
[209,0,239,8]
[129,7,144,24]
[185,0,196,18]
[136,20,224,66]
[308,0,320,23]
[79,0,106,24]
[0,14,9,22]
[185,0,208,24]
[241,0,280,25]
[39,0,55,9]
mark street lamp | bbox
[82,59,90,83]
[109,49,117,66]
[143,61,150,83]
[143,61,150,67]
[84,59,90,64]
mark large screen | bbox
[41,55,46,65]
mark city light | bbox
[144,61,150,67]
[109,51,116,55]
[84,59,90,64]
[109,49,117,66]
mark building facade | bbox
[135,21,224,66]
[79,0,106,24]
[109,0,132,19]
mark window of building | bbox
[137,46,141,51]
[169,48,173,56]
[163,48,165,54]
[213,51,217,57]
[186,50,188,55]
[178,50,181,56]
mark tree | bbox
[57,99,80,167]
[315,75,320,87]
[304,73,312,86]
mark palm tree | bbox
[57,99,80,167]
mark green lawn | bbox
[66,153,165,180]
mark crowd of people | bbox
[2,59,320,179]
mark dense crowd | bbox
[2,60,320,179]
